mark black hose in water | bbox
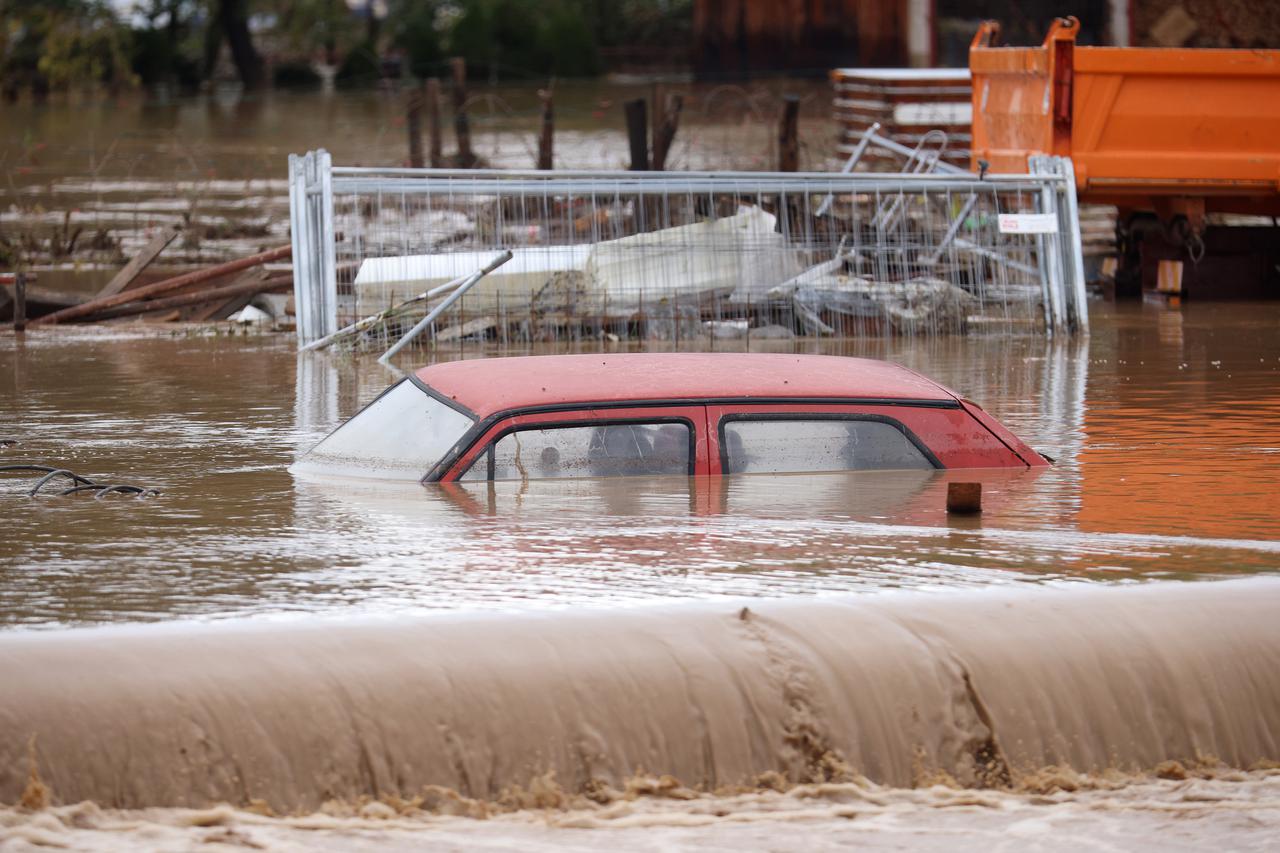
[0,463,160,500]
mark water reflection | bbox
[2,303,1279,628]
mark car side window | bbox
[722,418,934,474]
[461,422,691,481]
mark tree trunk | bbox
[220,0,265,90]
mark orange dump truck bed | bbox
[969,18,1280,216]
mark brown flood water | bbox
[2,83,837,272]
[2,299,1280,847]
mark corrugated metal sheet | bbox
[693,0,908,75]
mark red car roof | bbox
[415,353,958,417]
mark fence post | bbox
[1032,156,1067,335]
[317,149,338,338]
[1055,156,1090,333]
[624,99,649,171]
[287,153,313,347]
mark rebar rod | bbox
[378,250,513,364]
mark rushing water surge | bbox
[2,302,1280,847]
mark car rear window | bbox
[722,417,935,474]
[461,422,691,481]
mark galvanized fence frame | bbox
[288,151,1088,350]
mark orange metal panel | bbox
[969,16,1280,214]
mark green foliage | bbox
[270,0,360,59]
[0,0,697,94]
[1,0,137,91]
[336,40,381,85]
[389,0,443,78]
[272,60,323,88]
[445,0,602,78]
[588,0,693,47]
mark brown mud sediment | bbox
[1,579,1278,813]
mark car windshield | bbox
[290,380,475,481]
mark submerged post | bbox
[426,77,444,168]
[778,95,800,172]
[537,87,554,170]
[651,93,683,171]
[12,272,27,332]
[451,58,475,168]
[406,88,425,169]
[947,482,982,515]
[624,98,649,171]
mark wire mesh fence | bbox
[289,151,1087,353]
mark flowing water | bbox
[2,300,1279,848]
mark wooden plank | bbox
[86,273,291,322]
[33,245,291,326]
[185,269,270,321]
[96,226,181,298]
[435,315,495,343]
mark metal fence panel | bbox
[288,150,1088,351]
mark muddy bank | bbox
[2,579,1277,813]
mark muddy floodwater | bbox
[3,301,1280,626]
[2,300,1280,850]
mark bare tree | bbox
[204,0,264,89]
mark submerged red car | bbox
[291,353,1049,482]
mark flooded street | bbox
[2,301,1280,849]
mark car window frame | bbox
[447,412,702,482]
[714,411,943,475]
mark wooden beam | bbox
[87,272,291,321]
[96,225,181,298]
[33,245,291,326]
[185,268,271,321]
